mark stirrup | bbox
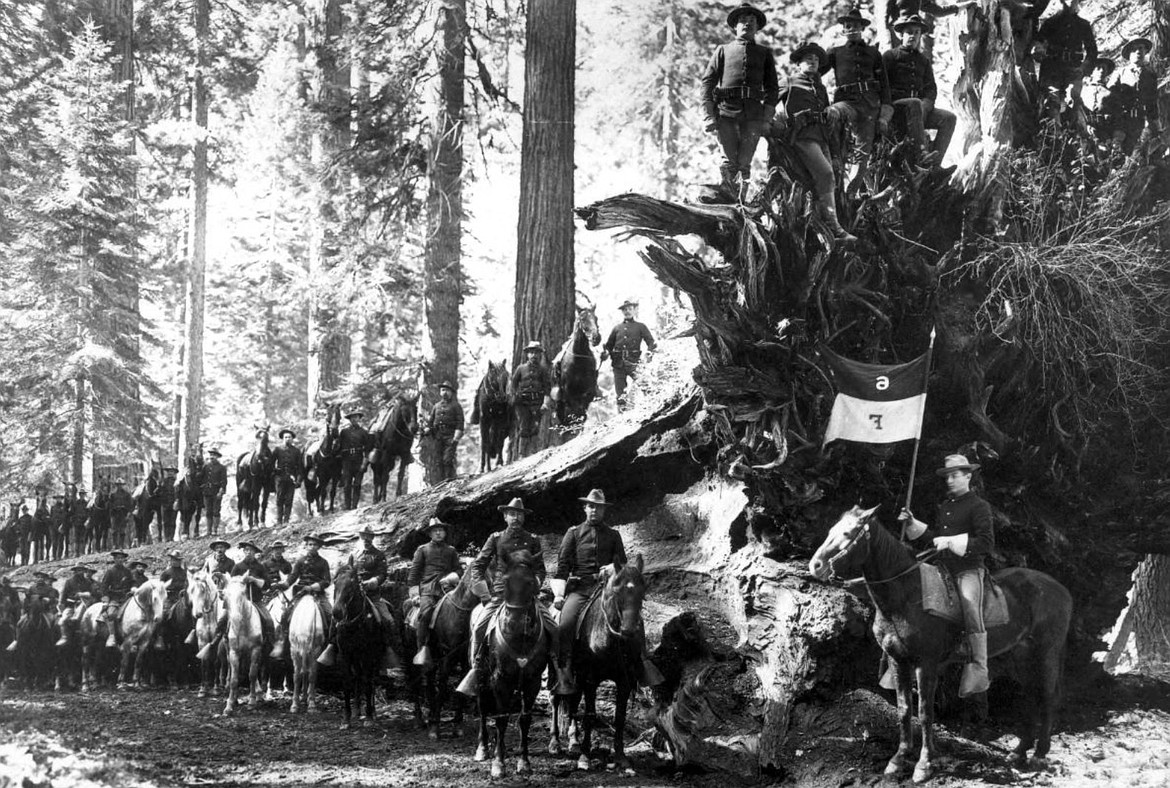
[5,640,16,652]
[455,668,479,697]
[412,645,432,667]
[184,630,197,646]
[55,636,68,648]
[317,643,337,666]
[196,639,218,661]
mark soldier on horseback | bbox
[199,541,276,657]
[200,539,235,577]
[317,525,396,670]
[201,448,228,535]
[98,550,134,648]
[271,534,332,660]
[898,453,995,696]
[53,564,95,646]
[272,429,303,524]
[601,300,657,411]
[457,497,563,696]
[338,410,371,510]
[422,382,464,482]
[409,517,462,668]
[510,342,552,459]
[263,540,291,584]
[6,570,59,652]
[159,550,188,614]
[129,560,150,589]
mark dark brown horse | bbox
[236,429,275,530]
[470,361,510,472]
[473,550,549,778]
[809,505,1072,783]
[331,567,386,728]
[405,571,477,739]
[175,454,204,539]
[550,305,601,444]
[369,392,419,502]
[304,404,342,515]
[549,555,649,771]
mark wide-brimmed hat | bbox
[130,560,149,571]
[726,2,766,29]
[438,381,455,392]
[619,298,639,310]
[497,497,532,514]
[1122,37,1153,59]
[1091,57,1116,76]
[279,428,296,439]
[358,525,376,538]
[523,341,543,353]
[163,466,178,473]
[110,550,128,559]
[81,566,97,574]
[893,13,927,32]
[422,516,450,533]
[303,534,324,546]
[269,540,288,550]
[238,540,260,553]
[579,488,609,506]
[166,550,182,560]
[790,41,827,64]
[207,448,222,457]
[837,5,871,26]
[934,454,980,476]
[345,410,364,420]
[34,570,54,581]
[209,539,230,550]
[71,564,89,572]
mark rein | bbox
[826,520,938,588]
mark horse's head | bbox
[502,550,540,606]
[187,572,217,620]
[136,579,168,623]
[330,567,364,622]
[398,391,420,436]
[221,576,250,611]
[576,305,601,347]
[486,360,508,396]
[808,505,879,582]
[606,554,647,640]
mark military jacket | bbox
[70,501,88,528]
[130,569,148,587]
[470,526,546,595]
[99,564,135,600]
[16,514,32,536]
[408,541,460,592]
[1036,9,1096,62]
[201,461,227,496]
[604,320,657,367]
[231,556,269,604]
[157,478,176,509]
[700,39,781,121]
[272,445,304,478]
[201,553,236,576]
[778,72,831,144]
[61,574,95,605]
[1117,64,1159,124]
[511,362,552,401]
[926,491,995,573]
[427,400,465,438]
[349,546,388,585]
[263,555,292,586]
[24,581,58,611]
[556,522,627,581]
[159,566,188,600]
[50,502,67,529]
[109,489,133,514]
[823,41,892,105]
[339,425,371,455]
[882,45,938,102]
[286,553,332,591]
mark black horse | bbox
[236,429,275,530]
[331,567,386,728]
[175,454,204,539]
[131,466,160,546]
[305,404,342,516]
[470,361,510,472]
[550,304,601,444]
[88,482,111,553]
[404,571,477,739]
[13,595,56,688]
[809,505,1073,783]
[369,392,419,502]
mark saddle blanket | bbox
[920,564,1009,628]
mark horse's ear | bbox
[860,505,880,522]
[633,554,643,573]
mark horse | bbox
[131,467,160,546]
[548,555,650,771]
[117,578,168,688]
[808,505,1073,783]
[0,590,17,688]
[470,361,510,472]
[13,594,56,688]
[473,550,550,778]
[88,484,111,553]
[54,597,89,692]
[406,570,477,739]
[78,602,118,691]
[1,504,18,565]
[157,587,196,688]
[236,429,275,530]
[287,588,329,713]
[264,584,291,699]
[331,567,386,728]
[175,455,204,539]
[369,392,420,502]
[219,576,265,716]
[550,304,601,443]
[187,572,223,697]
[304,404,342,516]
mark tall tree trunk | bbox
[423,0,466,416]
[72,227,93,489]
[512,0,576,365]
[179,0,208,463]
[1133,554,1170,667]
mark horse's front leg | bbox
[341,676,353,729]
[474,693,490,762]
[516,683,535,774]
[224,649,239,716]
[396,462,408,498]
[611,680,632,771]
[247,646,261,704]
[577,685,597,771]
[549,693,565,755]
[913,666,940,784]
[884,656,915,776]
[363,670,376,725]
[306,660,320,712]
[117,642,133,688]
[491,713,509,779]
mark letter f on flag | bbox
[820,344,932,446]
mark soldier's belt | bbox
[835,79,881,97]
[893,89,923,99]
[343,448,363,455]
[715,85,765,100]
[792,108,828,126]
[1046,51,1084,63]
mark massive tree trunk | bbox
[512,0,576,365]
[179,0,208,463]
[1132,555,1170,668]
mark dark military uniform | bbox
[349,544,392,623]
[408,540,461,650]
[99,561,135,643]
[263,554,292,589]
[230,557,275,647]
[1113,61,1159,154]
[23,578,59,613]
[272,444,304,524]
[201,551,235,577]
[157,475,177,542]
[16,511,33,566]
[109,487,133,550]
[338,423,371,510]
[466,525,554,665]
[510,361,552,454]
[700,35,780,189]
[50,498,67,561]
[823,40,892,168]
[201,459,228,532]
[1035,5,1097,113]
[60,572,95,609]
[603,319,657,407]
[280,552,333,637]
[425,399,465,482]
[32,496,51,563]
[69,497,89,557]
[883,43,955,161]
[159,565,188,604]
[554,520,628,670]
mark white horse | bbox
[221,576,264,716]
[117,579,168,689]
[288,591,328,713]
[187,572,223,697]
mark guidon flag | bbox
[821,347,930,445]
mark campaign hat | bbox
[893,13,927,32]
[790,41,827,64]
[237,540,260,553]
[209,539,230,550]
[578,488,610,506]
[1122,37,1153,59]
[279,428,296,439]
[726,3,766,29]
[837,5,871,26]
[497,497,532,514]
[934,454,980,476]
[422,516,450,533]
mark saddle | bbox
[919,564,1009,628]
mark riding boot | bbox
[105,614,118,648]
[456,628,486,697]
[382,645,400,675]
[270,636,286,660]
[819,202,857,242]
[413,617,433,667]
[184,629,197,646]
[196,616,228,660]
[959,632,990,697]
[317,642,337,666]
[639,654,665,687]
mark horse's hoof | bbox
[264,693,275,702]
[576,754,591,771]
[474,744,487,762]
[611,757,631,773]
[912,763,932,783]
[490,760,504,779]
[224,706,235,717]
[516,759,531,775]
[548,739,562,756]
[197,689,207,699]
[884,757,906,776]
[289,702,300,714]
[307,703,319,713]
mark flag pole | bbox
[901,326,936,540]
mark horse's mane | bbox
[507,549,538,570]
[863,514,916,573]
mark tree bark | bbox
[512,0,576,365]
[1133,554,1170,668]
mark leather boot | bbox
[959,632,990,697]
[4,638,15,652]
[105,617,118,648]
[819,203,857,242]
[317,642,337,666]
[413,644,433,667]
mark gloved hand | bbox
[554,596,565,611]
[408,587,420,604]
[932,534,969,556]
[309,582,322,593]
[362,578,380,591]
[600,350,609,363]
[878,104,894,136]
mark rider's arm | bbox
[898,508,929,540]
[407,545,426,592]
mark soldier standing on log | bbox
[510,342,553,459]
[16,504,32,566]
[422,382,464,482]
[700,3,779,204]
[201,448,228,535]
[158,467,178,542]
[109,479,133,551]
[272,429,303,524]
[1032,0,1097,124]
[882,14,956,166]
[338,410,371,510]
[601,300,658,411]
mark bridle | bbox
[824,518,935,588]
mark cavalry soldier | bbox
[271,534,332,660]
[1033,0,1097,122]
[456,497,562,696]
[774,42,857,243]
[822,6,893,193]
[6,570,59,652]
[263,540,292,586]
[1115,37,1160,154]
[318,525,396,669]
[157,467,178,542]
[16,504,33,566]
[272,429,303,525]
[408,517,462,667]
[50,494,67,561]
[199,541,276,658]
[70,490,89,557]
[200,539,235,577]
[699,3,780,203]
[423,382,464,482]
[98,550,134,648]
[882,14,956,166]
[129,560,150,589]
[601,300,658,410]
[201,448,228,535]
[882,0,976,50]
[338,410,371,511]
[109,479,133,551]
[899,454,995,696]
[159,550,188,616]
[0,572,21,610]
[510,342,553,459]
[55,564,95,644]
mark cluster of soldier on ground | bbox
[0,300,657,568]
[704,0,1159,239]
